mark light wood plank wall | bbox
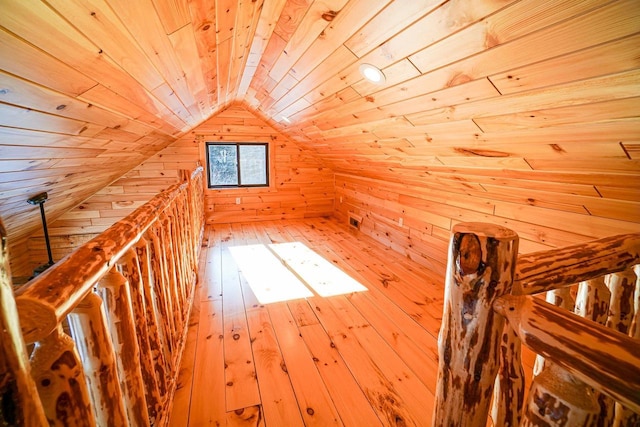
[335,170,640,274]
[195,104,334,224]
[19,104,334,277]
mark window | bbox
[206,142,269,188]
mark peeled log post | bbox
[30,325,95,426]
[606,267,640,427]
[67,291,127,426]
[432,222,519,426]
[0,219,48,426]
[96,268,150,427]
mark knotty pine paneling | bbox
[4,0,639,281]
[18,103,333,278]
[335,172,640,275]
[197,104,334,224]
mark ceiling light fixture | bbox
[281,116,291,124]
[359,63,386,84]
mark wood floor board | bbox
[267,303,343,426]
[297,322,385,427]
[219,223,262,412]
[243,302,304,426]
[172,217,462,426]
[187,299,226,425]
[168,247,207,427]
[309,295,434,426]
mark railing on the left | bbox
[0,166,204,426]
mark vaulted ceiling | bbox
[1,0,639,248]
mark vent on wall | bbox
[348,213,362,230]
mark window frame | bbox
[205,142,270,189]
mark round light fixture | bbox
[359,63,386,84]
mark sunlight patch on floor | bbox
[269,242,368,297]
[229,242,368,304]
[229,244,313,304]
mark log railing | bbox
[0,167,204,426]
[433,223,640,427]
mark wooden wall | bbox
[335,170,640,274]
[195,104,334,224]
[17,103,333,278]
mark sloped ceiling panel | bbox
[0,0,268,246]
[0,0,639,250]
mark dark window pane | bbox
[208,144,238,186]
[239,145,267,185]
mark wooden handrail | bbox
[0,219,49,425]
[494,294,640,413]
[433,224,640,426]
[513,233,640,295]
[3,166,204,426]
[15,169,201,344]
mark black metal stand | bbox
[27,192,54,278]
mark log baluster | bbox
[533,286,575,376]
[575,277,611,324]
[30,325,96,426]
[491,325,524,427]
[606,268,636,334]
[630,264,639,338]
[160,212,185,336]
[432,222,519,426]
[522,363,600,426]
[146,224,176,366]
[0,219,49,426]
[96,268,150,427]
[182,191,197,283]
[523,284,600,426]
[606,267,639,427]
[180,193,196,301]
[166,207,187,318]
[67,291,127,426]
[120,246,166,422]
[134,239,171,395]
[574,277,613,427]
[494,295,640,414]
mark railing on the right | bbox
[432,223,640,427]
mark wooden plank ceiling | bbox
[1,0,639,247]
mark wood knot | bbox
[457,234,482,275]
[365,96,375,102]
[322,10,338,21]
[232,333,240,340]
[306,408,315,415]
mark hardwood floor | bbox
[168,217,453,426]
